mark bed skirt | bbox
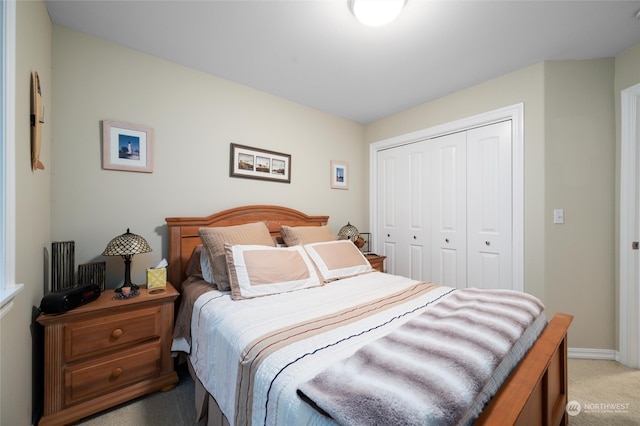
[189,359,229,426]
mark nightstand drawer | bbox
[65,306,161,361]
[65,341,161,406]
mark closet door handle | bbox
[445,238,449,243]
[485,241,491,246]
[413,236,417,240]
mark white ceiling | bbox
[45,0,640,124]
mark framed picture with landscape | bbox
[229,143,291,183]
[102,120,153,173]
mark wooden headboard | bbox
[165,205,329,291]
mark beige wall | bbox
[51,27,366,289]
[615,43,640,95]
[0,1,52,425]
[544,59,615,350]
[364,59,618,350]
[364,64,547,301]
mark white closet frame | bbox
[369,103,524,292]
[619,82,640,368]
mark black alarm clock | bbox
[39,284,101,314]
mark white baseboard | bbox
[568,347,618,361]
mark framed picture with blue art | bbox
[330,160,348,190]
[102,120,154,173]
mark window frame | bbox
[0,0,23,319]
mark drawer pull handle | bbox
[111,328,123,339]
[111,368,123,378]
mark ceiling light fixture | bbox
[348,0,407,27]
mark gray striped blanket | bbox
[297,288,545,426]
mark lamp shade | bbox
[337,222,360,242]
[102,228,151,292]
[102,228,152,257]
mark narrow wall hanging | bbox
[30,71,45,171]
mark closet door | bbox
[377,142,430,280]
[377,147,402,275]
[405,143,430,281]
[466,121,512,289]
[431,132,467,288]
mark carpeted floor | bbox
[70,363,196,426]
[568,359,640,425]
[69,359,639,425]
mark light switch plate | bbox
[553,208,564,224]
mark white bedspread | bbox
[187,273,545,426]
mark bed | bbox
[166,205,573,426]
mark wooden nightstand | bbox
[37,283,179,426]
[365,253,386,273]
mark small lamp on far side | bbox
[338,222,360,242]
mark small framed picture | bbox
[102,120,153,173]
[229,143,291,183]
[358,232,371,253]
[330,160,349,190]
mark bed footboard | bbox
[475,312,573,426]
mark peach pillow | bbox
[280,225,335,246]
[225,244,321,300]
[304,240,374,282]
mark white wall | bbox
[51,27,367,289]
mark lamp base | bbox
[113,289,140,300]
[115,283,139,294]
[115,255,139,293]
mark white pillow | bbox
[200,248,214,285]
